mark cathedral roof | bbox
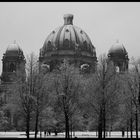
[40,14,96,58]
[5,41,23,56]
[108,40,127,56]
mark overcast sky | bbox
[0,2,140,73]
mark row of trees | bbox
[1,53,140,138]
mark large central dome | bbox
[39,14,97,73]
[40,14,96,57]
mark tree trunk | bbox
[103,105,106,138]
[130,100,133,139]
[127,122,129,138]
[135,107,138,139]
[73,127,75,137]
[65,113,68,138]
[40,119,42,138]
[26,112,30,139]
[98,124,102,139]
[35,109,39,139]
[65,114,70,139]
[109,120,112,137]
[71,120,72,138]
[130,117,133,138]
[98,108,102,139]
[96,130,97,137]
[62,95,70,139]
[40,131,42,138]
[102,69,105,139]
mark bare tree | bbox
[120,57,140,138]
[32,70,52,138]
[50,59,83,138]
[9,52,38,138]
[84,54,120,139]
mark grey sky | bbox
[0,2,140,73]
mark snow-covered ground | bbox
[0,131,139,138]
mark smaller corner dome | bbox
[108,40,127,55]
[5,41,23,56]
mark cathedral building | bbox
[0,14,129,130]
[0,14,129,86]
[0,14,129,105]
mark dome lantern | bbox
[63,14,73,25]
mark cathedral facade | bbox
[0,14,129,85]
[0,14,129,129]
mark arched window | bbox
[81,64,90,73]
[47,41,52,51]
[9,63,16,72]
[83,41,87,51]
[64,39,69,48]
